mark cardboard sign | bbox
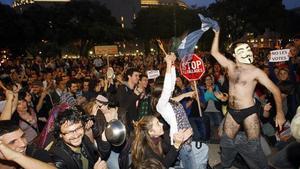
[269,49,290,62]
[94,45,118,55]
[147,70,160,79]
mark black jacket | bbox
[50,136,110,169]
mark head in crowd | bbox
[138,74,149,89]
[0,120,28,155]
[124,67,140,84]
[54,109,84,149]
[0,74,15,90]
[204,74,215,87]
[131,115,164,167]
[82,79,90,92]
[55,76,66,91]
[66,79,79,95]
[95,95,118,114]
[31,80,43,95]
[285,42,299,57]
[137,158,166,169]
[293,34,300,48]
[277,67,289,81]
[18,88,32,103]
[230,41,254,64]
[213,63,222,74]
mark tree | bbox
[133,6,206,54]
[207,0,290,42]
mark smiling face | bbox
[0,129,28,155]
[60,121,84,149]
[233,43,254,64]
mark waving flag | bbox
[177,14,219,59]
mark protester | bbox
[131,115,192,168]
[0,120,55,169]
[153,53,209,169]
[211,27,285,169]
[50,108,109,169]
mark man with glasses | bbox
[50,108,110,169]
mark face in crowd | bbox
[128,71,140,85]
[0,129,28,155]
[59,120,84,149]
[148,117,164,138]
[139,76,148,89]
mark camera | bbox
[0,74,16,90]
[81,114,95,122]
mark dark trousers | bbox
[220,132,268,169]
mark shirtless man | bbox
[211,30,286,169]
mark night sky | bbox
[0,0,300,9]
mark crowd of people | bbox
[0,32,299,169]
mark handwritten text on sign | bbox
[269,49,290,62]
[147,70,160,79]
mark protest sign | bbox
[269,49,290,62]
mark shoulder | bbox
[26,144,53,163]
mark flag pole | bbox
[157,39,168,56]
[193,80,202,117]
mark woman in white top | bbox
[151,53,209,169]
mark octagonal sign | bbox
[180,54,206,81]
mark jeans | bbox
[220,133,268,169]
[107,150,120,169]
[204,111,223,127]
[179,141,209,169]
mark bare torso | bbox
[224,63,261,140]
[227,64,258,109]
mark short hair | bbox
[137,158,166,169]
[66,79,77,88]
[229,41,251,54]
[0,120,20,137]
[53,109,83,138]
[139,74,148,80]
[124,68,140,81]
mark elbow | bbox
[211,50,218,57]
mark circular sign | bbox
[180,54,206,81]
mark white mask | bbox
[233,44,254,64]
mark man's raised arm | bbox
[211,31,232,68]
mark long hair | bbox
[131,115,163,168]
[150,79,164,114]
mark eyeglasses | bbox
[61,125,83,137]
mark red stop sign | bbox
[180,54,206,81]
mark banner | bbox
[94,45,118,55]
[269,49,290,62]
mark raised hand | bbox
[93,157,108,169]
[164,52,176,64]
[173,128,193,149]
[0,140,21,161]
[214,91,228,101]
